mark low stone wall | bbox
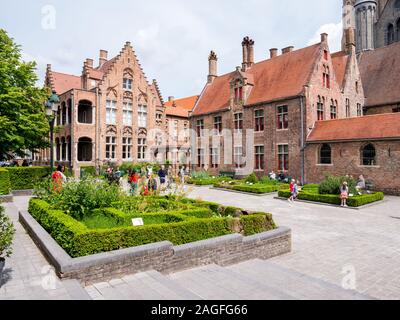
[19,210,292,286]
[0,195,13,203]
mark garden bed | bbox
[28,196,277,258]
[278,185,384,207]
[214,181,290,195]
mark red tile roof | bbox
[192,43,321,116]
[331,51,349,89]
[51,71,81,94]
[165,95,199,118]
[88,69,104,80]
[359,42,400,107]
[307,113,400,142]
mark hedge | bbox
[240,213,276,235]
[80,166,96,177]
[278,189,384,207]
[28,198,278,258]
[232,184,280,194]
[7,167,51,190]
[0,168,11,195]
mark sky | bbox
[0,0,344,99]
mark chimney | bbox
[345,28,356,54]
[282,46,294,54]
[85,58,93,69]
[168,96,175,102]
[247,38,255,68]
[242,37,249,71]
[269,48,278,59]
[208,51,218,83]
[99,50,108,67]
[321,33,328,43]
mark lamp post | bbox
[45,91,60,173]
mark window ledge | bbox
[277,129,289,132]
[358,165,380,168]
[316,163,333,166]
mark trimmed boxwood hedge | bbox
[241,213,277,235]
[0,168,11,195]
[7,167,51,190]
[28,197,278,258]
[278,189,384,207]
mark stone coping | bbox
[19,210,291,285]
[0,195,13,203]
[12,189,34,196]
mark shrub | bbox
[240,213,276,236]
[190,171,210,180]
[7,166,51,190]
[319,176,357,195]
[0,204,15,258]
[233,184,278,194]
[34,176,122,220]
[80,166,96,177]
[278,189,384,207]
[0,168,11,195]
[245,173,258,184]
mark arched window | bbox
[61,102,67,125]
[320,144,332,164]
[387,24,395,45]
[362,144,376,166]
[233,79,243,103]
[78,137,93,162]
[322,66,330,88]
[78,100,93,124]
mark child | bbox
[289,179,296,202]
[340,181,349,207]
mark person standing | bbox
[340,181,349,208]
[52,165,66,192]
[179,166,186,185]
[289,179,295,202]
[158,165,167,187]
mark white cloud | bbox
[308,21,343,53]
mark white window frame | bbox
[123,102,133,126]
[106,100,117,125]
[138,138,147,160]
[123,78,133,91]
[106,136,117,160]
[138,105,148,128]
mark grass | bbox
[82,214,129,229]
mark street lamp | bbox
[45,90,60,173]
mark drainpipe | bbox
[70,92,75,175]
[96,88,101,174]
[300,95,305,185]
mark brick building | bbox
[36,42,166,176]
[306,113,400,194]
[164,95,199,171]
[190,33,364,183]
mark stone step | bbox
[169,264,294,300]
[62,279,91,300]
[229,259,371,300]
[87,270,203,300]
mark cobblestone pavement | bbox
[0,197,89,300]
[186,186,400,300]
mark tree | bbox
[0,29,50,159]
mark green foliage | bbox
[119,162,161,176]
[222,206,242,217]
[188,176,233,186]
[34,176,122,220]
[80,166,96,177]
[7,166,51,190]
[190,171,210,180]
[0,204,15,258]
[28,196,279,258]
[319,176,357,195]
[0,168,11,195]
[240,213,276,236]
[278,188,384,207]
[233,184,279,194]
[0,29,50,158]
[245,173,259,184]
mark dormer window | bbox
[233,79,244,103]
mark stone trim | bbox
[19,210,292,286]
[0,195,13,203]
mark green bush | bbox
[6,166,51,190]
[278,189,384,207]
[245,173,259,184]
[34,176,122,220]
[80,166,96,177]
[0,168,11,195]
[0,204,15,258]
[240,213,276,236]
[233,184,278,194]
[319,176,357,195]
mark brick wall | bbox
[305,140,400,195]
